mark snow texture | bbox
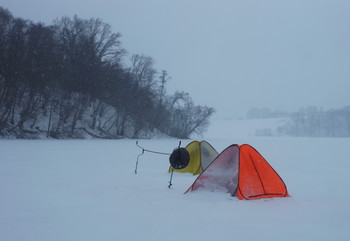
[1,119,350,241]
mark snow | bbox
[1,119,350,241]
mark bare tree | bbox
[160,92,215,138]
[130,54,157,89]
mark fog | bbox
[1,0,349,118]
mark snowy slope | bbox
[1,119,350,241]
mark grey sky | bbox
[1,0,349,118]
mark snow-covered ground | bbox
[1,119,350,241]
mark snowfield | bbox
[1,119,350,241]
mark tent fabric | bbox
[169,141,218,175]
[186,145,239,195]
[186,144,289,200]
[199,141,220,171]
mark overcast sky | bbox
[1,0,349,118]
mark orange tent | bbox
[185,144,289,200]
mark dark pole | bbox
[168,141,182,188]
[168,167,174,188]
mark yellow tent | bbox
[169,141,218,175]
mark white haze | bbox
[1,0,349,118]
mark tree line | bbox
[254,106,350,137]
[0,7,214,139]
[277,106,350,137]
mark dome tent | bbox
[185,144,290,200]
[169,141,219,175]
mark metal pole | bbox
[134,140,171,174]
[168,141,182,188]
[135,148,144,174]
[168,167,174,188]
